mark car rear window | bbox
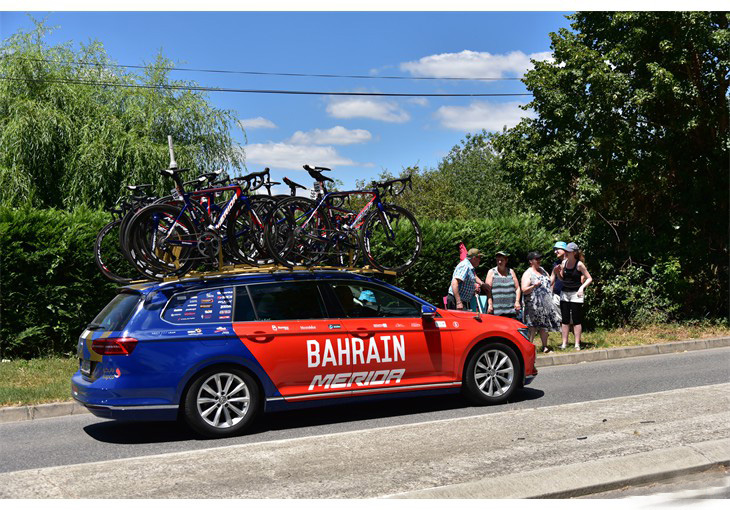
[247,281,326,321]
[89,292,141,331]
[163,287,234,324]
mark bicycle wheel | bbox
[226,195,278,266]
[127,203,198,279]
[360,204,422,273]
[263,197,331,267]
[95,219,138,284]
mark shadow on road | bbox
[82,387,545,445]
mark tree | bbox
[491,12,729,318]
[0,19,245,210]
[360,131,528,221]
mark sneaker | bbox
[543,347,550,353]
[559,344,566,350]
[575,345,581,351]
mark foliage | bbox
[0,19,244,211]
[358,132,528,221]
[0,206,118,359]
[490,12,729,318]
[384,214,562,306]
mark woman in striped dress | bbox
[485,251,521,319]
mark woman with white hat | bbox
[556,242,593,350]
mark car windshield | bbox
[88,292,141,331]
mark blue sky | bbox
[1,11,572,191]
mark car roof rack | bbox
[127,264,397,285]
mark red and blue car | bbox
[72,271,537,437]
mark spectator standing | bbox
[446,248,484,310]
[551,241,567,322]
[485,251,521,319]
[521,251,561,352]
[557,242,593,350]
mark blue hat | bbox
[553,241,567,250]
[359,290,376,303]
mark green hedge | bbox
[0,206,117,359]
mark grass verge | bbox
[1,322,728,407]
[0,357,77,407]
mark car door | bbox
[325,280,456,394]
[231,280,345,399]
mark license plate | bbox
[81,359,91,377]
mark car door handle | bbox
[246,331,273,342]
[352,328,373,338]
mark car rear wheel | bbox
[463,343,520,405]
[183,367,260,438]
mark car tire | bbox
[463,343,521,405]
[183,366,260,438]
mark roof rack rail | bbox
[127,264,397,284]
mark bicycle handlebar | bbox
[370,176,413,197]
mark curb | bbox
[535,335,730,368]
[0,401,89,424]
[388,437,730,498]
[2,336,728,425]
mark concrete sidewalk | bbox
[2,336,728,424]
[0,383,728,498]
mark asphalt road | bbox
[1,346,728,474]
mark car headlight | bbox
[517,328,530,341]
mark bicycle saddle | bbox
[303,164,334,183]
[283,177,307,190]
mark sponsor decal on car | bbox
[214,327,229,334]
[328,324,342,330]
[373,323,388,328]
[309,369,405,390]
[307,335,405,367]
[435,321,447,328]
[187,328,203,336]
[300,325,317,330]
[453,321,459,328]
[272,325,290,332]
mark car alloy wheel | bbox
[184,367,260,437]
[464,343,520,405]
[473,349,514,397]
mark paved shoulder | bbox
[1,383,728,498]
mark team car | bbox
[72,271,537,438]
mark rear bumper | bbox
[73,397,179,421]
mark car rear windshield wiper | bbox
[86,324,104,331]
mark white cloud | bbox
[435,101,533,132]
[238,117,277,129]
[326,97,410,123]
[408,97,429,107]
[288,126,372,145]
[401,50,553,78]
[244,142,361,170]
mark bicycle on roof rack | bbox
[121,137,279,280]
[262,164,422,274]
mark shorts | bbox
[560,290,584,303]
[552,293,562,322]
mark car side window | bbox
[163,287,234,324]
[330,281,421,318]
[247,281,326,321]
[233,286,256,322]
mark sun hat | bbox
[553,241,567,250]
[527,251,543,261]
[467,248,482,258]
[565,242,579,252]
[495,251,510,257]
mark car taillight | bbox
[91,337,138,355]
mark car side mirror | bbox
[421,304,437,319]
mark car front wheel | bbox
[183,367,260,438]
[463,343,521,405]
